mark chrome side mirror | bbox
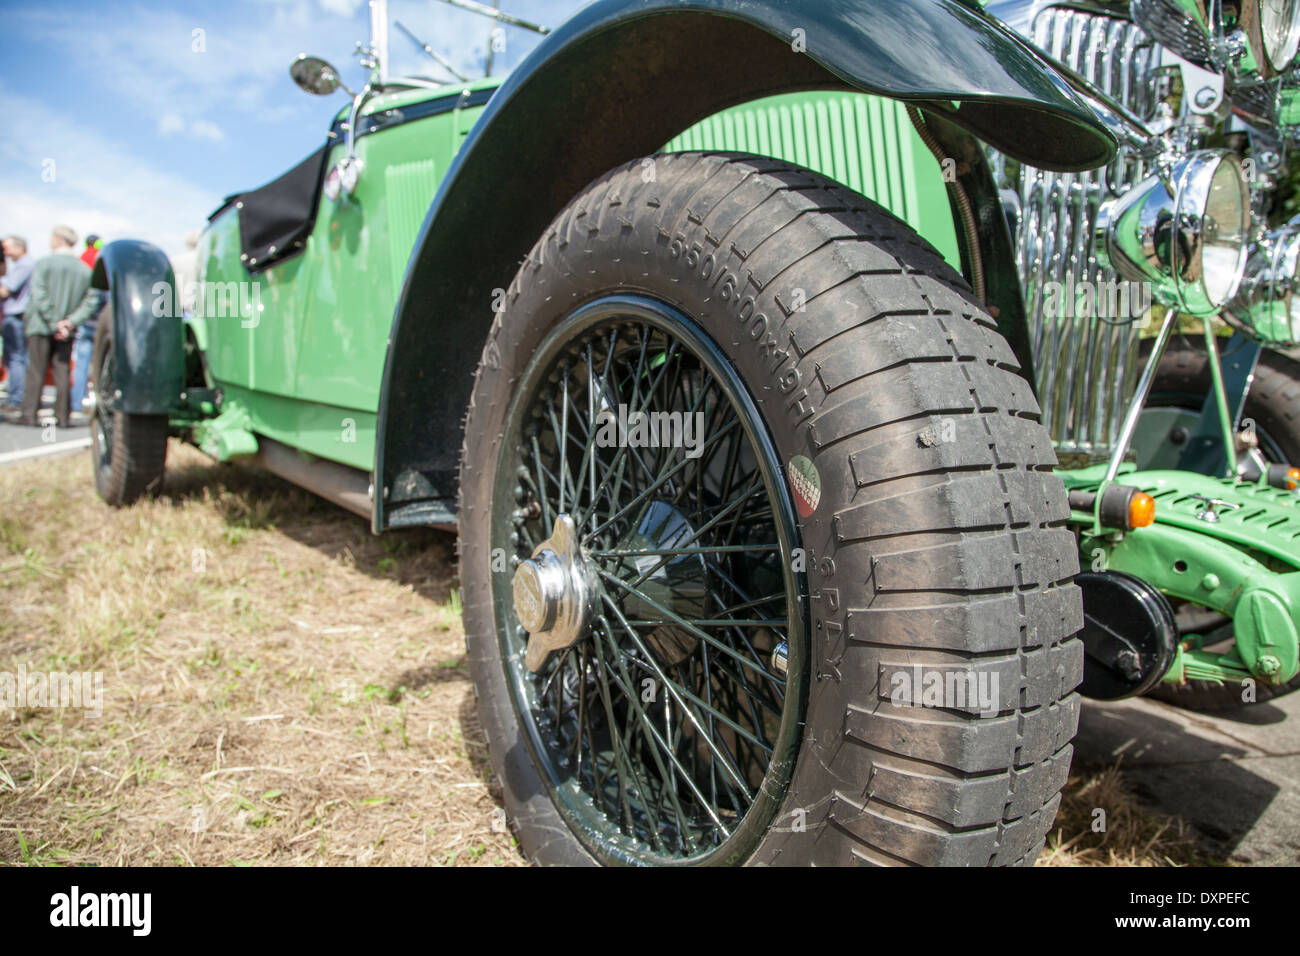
[289,55,368,199]
[291,55,349,96]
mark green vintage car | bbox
[90,0,1300,865]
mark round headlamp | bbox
[1252,0,1300,72]
[1225,221,1300,346]
[1096,151,1250,317]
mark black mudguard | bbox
[374,0,1116,530]
[91,240,185,416]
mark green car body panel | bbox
[193,79,502,473]
[189,85,962,478]
[664,92,962,268]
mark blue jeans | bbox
[71,321,96,414]
[2,314,26,407]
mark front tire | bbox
[459,153,1084,865]
[89,310,168,506]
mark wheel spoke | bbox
[601,593,767,780]
[596,568,781,693]
[584,417,742,543]
[583,628,665,846]
[591,621,725,843]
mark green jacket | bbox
[25,251,98,337]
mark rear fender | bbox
[91,240,185,416]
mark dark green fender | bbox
[373,0,1117,531]
[91,240,185,416]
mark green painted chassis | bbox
[1063,320,1300,689]
[171,86,1300,693]
[1068,466,1300,687]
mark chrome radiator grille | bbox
[999,7,1160,461]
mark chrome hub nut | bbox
[512,514,596,672]
[512,551,566,635]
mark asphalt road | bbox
[0,384,91,464]
[1076,689,1300,864]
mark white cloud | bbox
[318,0,364,16]
[158,112,186,136]
[157,112,226,143]
[8,4,338,129]
[0,85,218,262]
[191,120,226,142]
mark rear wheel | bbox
[89,311,169,506]
[459,153,1084,866]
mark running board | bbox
[250,437,373,521]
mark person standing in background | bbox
[12,226,99,428]
[71,234,106,421]
[0,236,33,413]
[79,234,100,270]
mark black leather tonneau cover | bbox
[208,145,329,273]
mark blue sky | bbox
[0,0,585,259]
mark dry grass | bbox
[1039,763,1204,866]
[0,440,1202,867]
[0,441,522,866]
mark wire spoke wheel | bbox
[490,296,804,864]
[462,153,1082,866]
